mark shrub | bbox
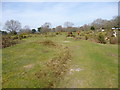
[19,33,29,39]
[66,32,75,37]
[97,32,106,44]
[90,26,95,31]
[2,35,19,48]
[80,32,85,36]
[110,37,118,44]
[85,34,88,40]
[32,29,36,33]
[11,35,19,40]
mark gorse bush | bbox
[19,33,30,39]
[85,34,88,40]
[90,26,95,31]
[66,32,75,37]
[2,35,19,48]
[97,32,106,44]
[11,35,19,40]
[2,33,32,48]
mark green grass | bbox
[58,40,118,88]
[2,33,118,88]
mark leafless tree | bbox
[64,21,74,28]
[4,20,21,32]
[55,25,62,32]
[111,16,119,28]
[64,22,74,32]
[82,24,90,31]
[23,25,30,30]
[41,22,51,33]
[20,25,31,34]
[91,16,119,30]
[91,18,105,29]
[42,22,51,29]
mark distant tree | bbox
[4,20,21,34]
[64,22,74,28]
[0,30,7,35]
[90,16,119,30]
[23,25,30,30]
[51,28,55,32]
[91,18,105,29]
[55,25,62,32]
[111,16,119,28]
[64,22,74,32]
[79,26,84,31]
[82,24,90,31]
[38,27,41,32]
[32,29,36,33]
[42,22,51,29]
[90,26,95,30]
[20,25,31,34]
[41,22,51,33]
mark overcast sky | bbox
[2,2,118,29]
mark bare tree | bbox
[64,22,74,32]
[41,22,51,33]
[111,16,119,28]
[55,25,62,32]
[82,24,90,31]
[64,22,74,28]
[91,16,119,30]
[20,25,31,34]
[4,20,21,33]
[91,18,105,29]
[42,22,51,29]
[23,25,31,30]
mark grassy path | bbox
[57,39,118,88]
[2,34,118,88]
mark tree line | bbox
[0,16,119,35]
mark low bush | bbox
[80,32,85,36]
[56,32,62,35]
[19,33,29,39]
[110,37,118,44]
[96,32,106,44]
[85,34,88,40]
[11,35,19,40]
[2,35,19,48]
[66,32,75,37]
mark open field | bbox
[2,33,118,88]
